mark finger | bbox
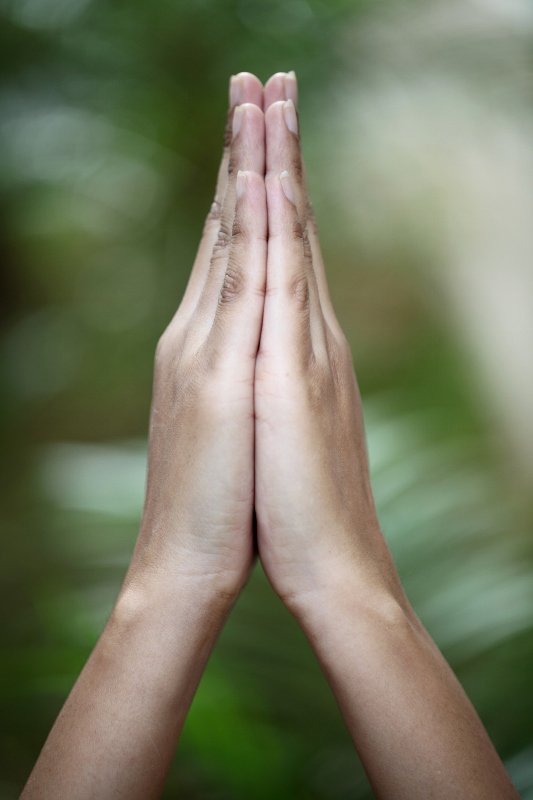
[265,85,342,336]
[264,73,341,339]
[214,72,264,209]
[207,170,267,362]
[265,99,305,211]
[305,198,345,341]
[191,102,265,340]
[264,74,304,214]
[262,172,318,364]
[177,73,263,325]
[263,71,297,112]
[265,102,326,355]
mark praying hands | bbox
[21,72,519,800]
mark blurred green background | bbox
[1,0,533,797]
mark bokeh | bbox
[1,0,533,797]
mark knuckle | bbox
[223,112,233,148]
[302,230,313,266]
[228,152,239,179]
[213,218,232,253]
[220,259,246,304]
[290,218,305,243]
[289,274,310,309]
[231,217,248,245]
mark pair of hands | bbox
[128,71,397,619]
[22,71,520,800]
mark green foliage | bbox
[1,0,532,797]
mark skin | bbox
[21,72,519,800]
[20,71,266,800]
[258,72,519,800]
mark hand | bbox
[20,74,270,800]
[124,73,266,602]
[255,73,403,610]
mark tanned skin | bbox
[21,72,519,800]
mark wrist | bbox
[114,565,239,640]
[125,520,253,617]
[285,557,416,643]
[273,516,411,624]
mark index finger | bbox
[178,73,263,325]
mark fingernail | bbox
[283,99,298,136]
[232,105,244,139]
[285,71,298,107]
[280,171,296,204]
[229,75,241,108]
[236,170,247,199]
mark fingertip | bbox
[283,99,299,136]
[264,101,294,174]
[236,72,264,109]
[264,71,299,110]
[265,71,288,83]
[236,168,262,192]
[264,72,288,90]
[266,172,299,231]
[236,171,266,216]
[228,104,265,181]
[264,99,286,128]
[233,102,265,142]
[236,71,263,84]
[264,72,287,110]
[239,101,265,117]
[265,100,304,188]
[242,169,265,190]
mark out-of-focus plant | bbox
[1,0,532,797]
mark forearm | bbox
[21,72,266,800]
[293,562,519,800]
[21,572,232,800]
